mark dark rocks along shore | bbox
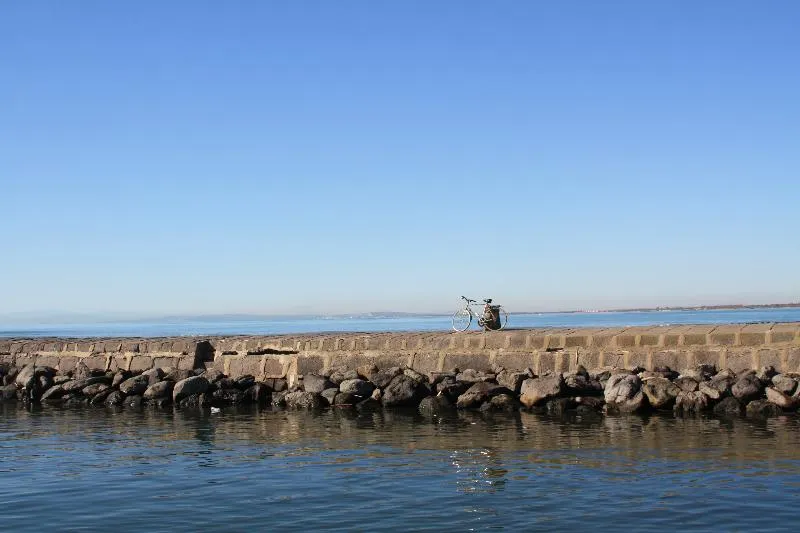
[2,359,800,420]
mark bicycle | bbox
[451,296,509,332]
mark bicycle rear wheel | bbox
[484,307,509,331]
[452,309,472,332]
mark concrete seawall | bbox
[3,323,799,382]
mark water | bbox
[2,307,800,338]
[1,404,799,532]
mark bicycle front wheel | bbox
[452,309,472,332]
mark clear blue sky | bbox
[2,1,799,317]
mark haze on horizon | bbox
[2,2,799,321]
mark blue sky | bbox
[2,1,799,317]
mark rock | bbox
[333,392,358,407]
[244,383,271,405]
[14,364,37,388]
[705,376,733,396]
[38,374,54,393]
[674,377,699,393]
[303,374,335,394]
[74,361,92,381]
[82,383,110,398]
[604,374,647,413]
[419,394,454,416]
[455,369,492,383]
[271,391,288,407]
[321,388,339,406]
[746,399,783,418]
[212,388,246,405]
[41,384,66,401]
[488,393,517,411]
[403,368,428,384]
[674,391,710,414]
[756,366,778,383]
[202,369,225,383]
[264,378,287,392]
[546,397,576,415]
[698,382,722,401]
[436,381,471,403]
[141,368,164,386]
[124,395,144,408]
[575,396,605,411]
[119,376,150,396]
[564,373,602,394]
[342,370,359,381]
[164,369,193,382]
[177,393,212,408]
[642,377,681,409]
[143,381,175,400]
[713,397,744,417]
[382,374,430,408]
[112,371,129,388]
[370,367,403,389]
[63,394,89,407]
[732,375,763,402]
[173,376,210,403]
[339,379,375,398]
[357,364,379,381]
[235,375,256,390]
[53,375,71,386]
[104,391,124,406]
[355,398,381,412]
[1,383,18,401]
[429,372,457,386]
[89,388,114,406]
[456,382,512,409]
[286,391,322,409]
[653,366,679,380]
[771,374,798,396]
[217,377,236,389]
[371,388,381,401]
[496,371,528,395]
[765,387,796,409]
[520,374,565,409]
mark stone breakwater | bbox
[1,323,799,418]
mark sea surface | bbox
[1,404,799,532]
[2,307,800,338]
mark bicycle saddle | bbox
[483,298,493,304]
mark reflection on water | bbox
[1,404,800,531]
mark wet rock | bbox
[124,395,144,408]
[339,379,375,398]
[217,378,236,389]
[698,382,722,401]
[1,384,18,401]
[119,376,150,396]
[355,397,381,412]
[429,372,457,386]
[202,369,225,383]
[178,393,212,409]
[674,391,710,414]
[41,384,66,401]
[496,371,528,395]
[234,375,256,390]
[546,397,576,415]
[89,388,114,406]
[143,381,175,400]
[333,392,358,407]
[456,382,512,409]
[771,374,798,396]
[756,366,778,383]
[403,367,429,384]
[165,369,193,382]
[456,369,493,383]
[653,366,679,380]
[111,371,129,388]
[746,399,783,418]
[419,394,454,416]
[604,374,647,413]
[303,374,335,394]
[103,391,124,406]
[63,394,89,407]
[357,364,379,381]
[436,381,471,403]
[705,375,733,396]
[15,364,54,388]
[271,391,288,407]
[382,374,430,408]
[263,378,286,392]
[53,375,71,386]
[342,370,359,381]
[141,368,164,386]
[575,396,605,411]
[564,373,602,395]
[642,377,680,409]
[371,388,381,401]
[732,375,763,402]
[520,374,565,409]
[244,383,271,405]
[173,376,210,403]
[674,377,699,393]
[73,361,92,381]
[38,374,54,393]
[765,387,796,409]
[713,397,744,417]
[370,367,403,389]
[321,388,339,406]
[212,388,246,405]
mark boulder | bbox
[212,388,246,405]
[436,381,471,403]
[370,367,403,389]
[771,374,798,396]
[303,374,335,394]
[141,368,164,386]
[164,369,193,382]
[357,364,379,381]
[1,383,18,401]
[89,388,114,406]
[674,377,699,393]
[746,399,783,418]
[756,366,778,383]
[487,393,517,411]
[698,382,722,401]
[419,394,454,416]
[456,382,512,409]
[286,391,322,409]
[564,373,602,394]
[41,384,66,401]
[455,369,493,383]
[143,381,175,400]
[496,371,528,395]
[604,374,647,413]
[519,374,564,409]
[765,387,796,409]
[217,378,236,389]
[732,375,763,402]
[575,396,605,411]
[642,377,681,409]
[82,383,110,398]
[124,395,144,408]
[333,392,358,407]
[73,361,92,381]
[674,391,710,414]
[173,376,210,403]
[339,379,375,398]
[546,397,576,415]
[119,376,150,396]
[403,368,428,384]
[321,388,339,406]
[104,391,124,406]
[382,374,429,408]
[111,371,129,388]
[271,391,288,407]
[177,393,212,409]
[14,364,49,388]
[244,383,271,405]
[713,397,744,417]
